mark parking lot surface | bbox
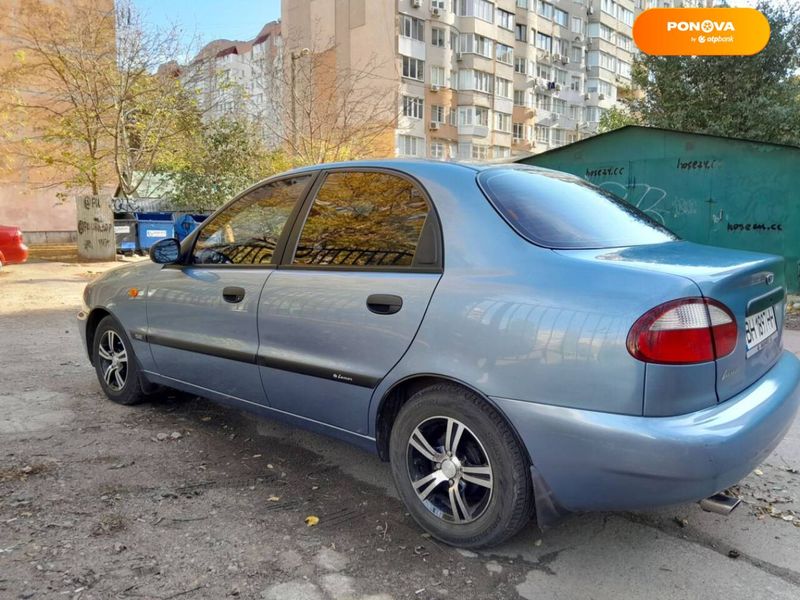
[1,260,799,599]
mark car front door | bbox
[257,169,443,435]
[144,174,314,404]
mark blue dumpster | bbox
[174,213,206,242]
[113,212,138,254]
[136,212,175,251]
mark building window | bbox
[402,56,425,81]
[472,145,488,160]
[568,104,581,120]
[431,65,446,86]
[496,43,513,65]
[513,89,531,107]
[497,8,514,30]
[459,106,490,127]
[554,68,568,86]
[398,134,424,156]
[553,8,568,28]
[493,146,510,159]
[494,111,511,133]
[536,125,549,143]
[552,98,566,115]
[457,0,494,23]
[402,95,424,119]
[570,75,582,93]
[513,122,524,140]
[432,27,446,47]
[430,141,445,159]
[400,15,424,41]
[617,35,633,52]
[432,0,446,9]
[460,33,493,58]
[537,1,553,20]
[517,0,528,8]
[495,77,512,99]
[552,128,565,145]
[536,64,552,80]
[431,104,445,123]
[571,46,583,65]
[459,69,494,94]
[571,16,583,34]
[536,94,551,111]
[514,57,528,74]
[515,23,527,42]
[536,32,552,53]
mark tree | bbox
[598,107,640,133]
[624,1,800,146]
[0,0,197,198]
[163,115,289,211]
[256,43,398,166]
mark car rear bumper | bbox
[1,243,28,264]
[492,350,800,512]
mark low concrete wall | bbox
[23,230,78,245]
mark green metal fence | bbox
[517,126,800,292]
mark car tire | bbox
[92,315,148,406]
[389,383,533,548]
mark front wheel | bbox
[93,315,147,405]
[389,384,533,548]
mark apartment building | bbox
[282,0,637,161]
[183,21,285,146]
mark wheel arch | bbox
[374,373,532,465]
[85,307,113,361]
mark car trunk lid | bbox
[556,241,785,404]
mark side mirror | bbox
[149,238,181,264]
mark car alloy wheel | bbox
[97,330,128,392]
[406,416,494,524]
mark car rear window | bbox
[477,167,677,249]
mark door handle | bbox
[366,294,403,315]
[222,286,246,303]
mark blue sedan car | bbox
[79,161,800,547]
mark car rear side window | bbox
[192,176,310,265]
[292,171,431,268]
[478,167,677,249]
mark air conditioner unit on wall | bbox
[430,121,440,130]
[598,93,605,100]
[412,0,422,8]
[431,84,440,92]
[432,7,441,17]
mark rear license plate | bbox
[745,305,777,357]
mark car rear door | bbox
[257,168,443,435]
[144,174,314,404]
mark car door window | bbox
[193,176,310,265]
[292,171,430,268]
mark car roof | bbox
[279,158,493,177]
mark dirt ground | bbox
[1,260,800,600]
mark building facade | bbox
[183,21,285,147]
[283,0,639,161]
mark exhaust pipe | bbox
[699,492,741,515]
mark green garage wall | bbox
[517,126,800,293]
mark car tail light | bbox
[627,298,737,364]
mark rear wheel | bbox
[93,316,147,405]
[389,384,533,548]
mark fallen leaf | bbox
[268,496,280,502]
[305,515,319,527]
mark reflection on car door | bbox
[257,170,442,435]
[144,175,312,404]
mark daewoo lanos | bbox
[78,161,800,548]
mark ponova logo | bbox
[634,8,770,56]
[666,20,736,33]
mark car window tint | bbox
[192,176,310,265]
[478,167,677,249]
[292,171,429,268]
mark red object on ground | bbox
[0,225,29,264]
